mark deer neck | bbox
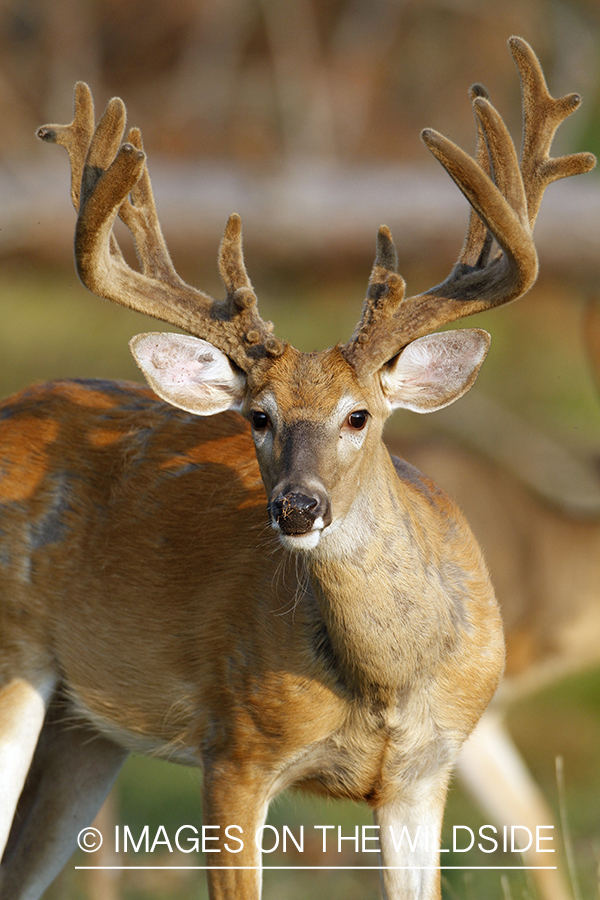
[304,447,454,697]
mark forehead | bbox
[251,345,375,418]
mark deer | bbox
[0,37,595,900]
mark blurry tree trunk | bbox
[88,792,120,900]
[258,0,337,162]
[328,0,405,156]
[171,0,256,134]
[44,0,101,119]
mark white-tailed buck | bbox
[0,38,595,900]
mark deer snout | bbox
[269,490,331,536]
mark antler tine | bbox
[117,126,184,287]
[38,83,130,268]
[342,38,596,379]
[37,82,95,211]
[457,83,495,270]
[40,84,282,374]
[345,226,407,364]
[510,36,597,228]
[218,214,284,357]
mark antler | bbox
[341,37,596,377]
[37,83,285,375]
[38,38,594,382]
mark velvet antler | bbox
[341,37,596,378]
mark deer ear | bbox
[380,329,491,413]
[130,333,247,415]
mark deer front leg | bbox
[202,761,271,900]
[0,676,55,860]
[0,702,127,900]
[374,770,451,900]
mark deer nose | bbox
[269,490,330,536]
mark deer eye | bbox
[250,410,270,430]
[347,410,369,430]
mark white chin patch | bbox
[272,516,326,552]
[279,530,322,551]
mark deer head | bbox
[37,37,595,552]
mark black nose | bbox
[269,491,328,536]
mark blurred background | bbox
[1,0,600,898]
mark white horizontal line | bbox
[76,866,558,871]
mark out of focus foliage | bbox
[1,0,599,165]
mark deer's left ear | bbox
[380,329,491,413]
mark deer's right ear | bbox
[130,333,247,415]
